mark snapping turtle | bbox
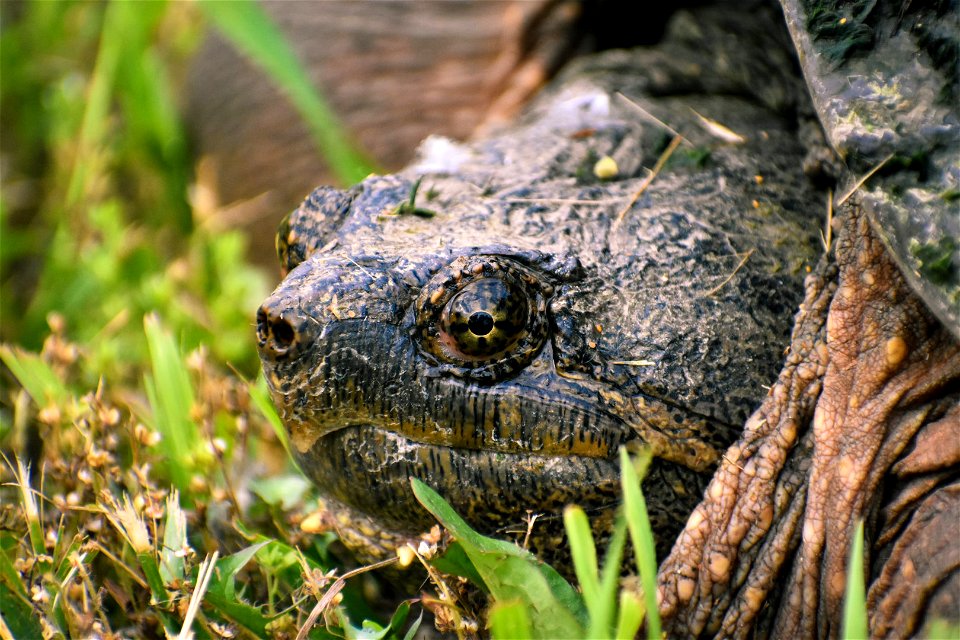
[258,3,821,562]
[255,1,959,636]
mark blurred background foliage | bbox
[1,0,264,377]
[1,0,377,377]
[0,2,395,636]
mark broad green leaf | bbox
[213,541,270,601]
[344,600,413,640]
[233,522,321,585]
[253,538,310,592]
[250,474,311,510]
[384,601,415,639]
[0,568,44,639]
[200,588,272,637]
[489,600,533,640]
[197,0,376,185]
[430,541,487,592]
[925,620,960,639]
[0,541,29,599]
[201,542,273,635]
[231,524,380,625]
[411,478,587,638]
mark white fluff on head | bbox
[412,136,472,174]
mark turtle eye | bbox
[415,256,551,382]
[440,279,528,358]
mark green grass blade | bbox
[112,0,191,232]
[12,458,47,566]
[402,612,424,640]
[565,503,627,638]
[197,0,377,185]
[0,345,70,408]
[842,519,868,640]
[250,374,294,461]
[593,513,629,638]
[66,0,124,205]
[66,0,173,207]
[160,491,188,586]
[564,505,600,614]
[143,313,203,492]
[619,446,661,640]
[614,588,645,640]
[138,551,169,606]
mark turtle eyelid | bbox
[276,186,357,276]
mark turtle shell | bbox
[781,0,959,339]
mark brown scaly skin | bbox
[658,204,960,638]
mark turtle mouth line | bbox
[324,421,620,460]
[290,406,630,461]
[294,422,625,541]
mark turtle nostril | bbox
[257,305,298,358]
[271,316,295,347]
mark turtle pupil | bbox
[468,311,495,336]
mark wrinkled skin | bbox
[256,2,960,638]
[658,207,960,638]
[257,6,821,566]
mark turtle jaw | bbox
[292,419,710,568]
[295,424,623,554]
